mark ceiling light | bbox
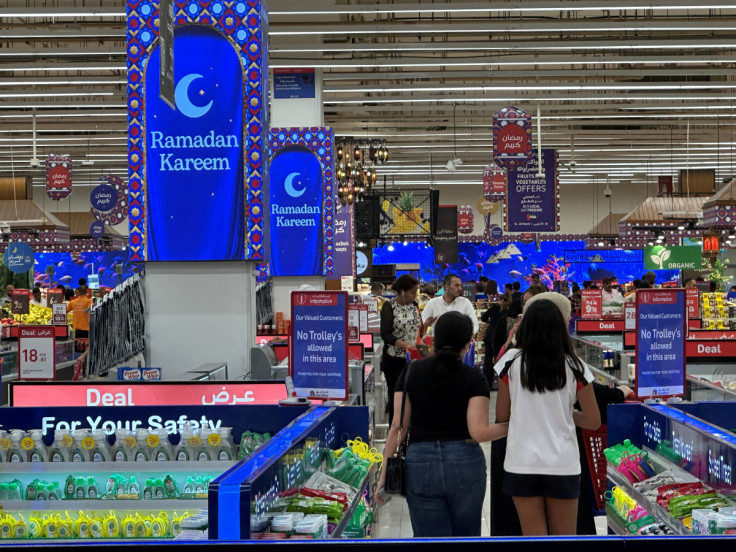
[597,241,605,247]
[678,225,686,230]
[387,244,395,251]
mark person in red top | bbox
[68,286,93,339]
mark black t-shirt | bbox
[396,356,490,443]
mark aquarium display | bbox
[34,251,141,289]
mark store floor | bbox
[373,392,607,538]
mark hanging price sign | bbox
[581,289,603,319]
[18,326,56,380]
[625,302,637,331]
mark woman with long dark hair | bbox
[380,274,420,425]
[494,299,600,535]
[377,312,508,537]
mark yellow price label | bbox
[189,435,202,446]
[208,433,221,447]
[146,434,160,448]
[124,436,136,447]
[82,436,95,450]
[0,438,10,450]
[61,434,74,448]
[21,437,34,451]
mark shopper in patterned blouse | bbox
[380,274,421,425]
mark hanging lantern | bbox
[702,229,721,265]
[457,205,474,234]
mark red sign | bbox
[624,331,636,348]
[46,290,64,306]
[658,175,673,196]
[581,289,603,319]
[686,288,699,319]
[575,319,626,333]
[686,340,736,359]
[661,281,678,288]
[688,318,701,330]
[45,154,72,200]
[520,232,535,243]
[457,206,474,234]
[52,303,67,325]
[10,382,288,407]
[292,292,338,307]
[492,106,533,171]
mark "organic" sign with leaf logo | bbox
[644,246,702,270]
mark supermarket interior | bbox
[1,0,736,548]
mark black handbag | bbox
[384,363,412,495]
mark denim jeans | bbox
[405,440,487,537]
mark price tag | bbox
[18,326,55,380]
[581,289,603,319]
[52,303,67,325]
[11,290,30,315]
[686,288,699,319]
[625,302,636,330]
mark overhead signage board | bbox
[505,148,560,233]
[644,245,702,270]
[128,0,268,262]
[636,289,686,399]
[290,291,348,400]
[328,204,355,280]
[4,242,34,274]
[434,206,458,264]
[9,381,288,407]
[273,68,316,99]
[492,105,532,171]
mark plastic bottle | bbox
[47,430,70,462]
[7,430,25,463]
[111,429,133,462]
[174,426,193,461]
[149,429,171,461]
[183,476,195,494]
[142,478,154,500]
[27,430,48,463]
[128,476,140,497]
[0,429,8,462]
[7,481,21,501]
[163,474,177,498]
[90,429,111,462]
[35,482,47,501]
[70,429,89,462]
[87,477,98,499]
[48,482,60,501]
[75,477,87,499]
[215,427,237,460]
[153,478,166,499]
[197,428,213,461]
[133,429,150,462]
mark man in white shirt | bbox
[422,273,479,336]
[30,288,44,307]
[601,277,624,304]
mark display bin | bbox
[209,405,370,541]
[607,402,736,535]
[0,404,309,542]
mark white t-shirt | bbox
[422,295,479,335]
[494,348,594,476]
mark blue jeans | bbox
[405,440,487,537]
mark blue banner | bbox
[4,242,34,273]
[144,25,245,261]
[273,69,316,99]
[290,291,348,400]
[269,146,323,276]
[636,289,686,398]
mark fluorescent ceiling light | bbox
[327,95,736,104]
[327,83,736,94]
[0,8,125,17]
[0,65,127,72]
[0,79,127,86]
[0,92,115,98]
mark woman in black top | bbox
[377,312,508,537]
[380,274,421,425]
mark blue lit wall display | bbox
[34,251,141,289]
[127,0,268,262]
[373,241,678,287]
[268,128,335,276]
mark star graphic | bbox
[199,89,205,96]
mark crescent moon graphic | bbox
[175,73,213,119]
[285,172,306,198]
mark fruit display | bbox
[11,304,53,325]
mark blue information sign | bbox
[635,289,686,398]
[3,242,34,274]
[273,69,316,99]
[290,291,348,400]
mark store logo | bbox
[296,294,307,305]
[650,247,671,269]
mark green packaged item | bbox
[87,477,98,499]
[153,478,166,499]
[64,475,75,499]
[8,480,22,501]
[25,480,37,501]
[143,478,154,500]
[75,477,87,499]
[626,514,658,534]
[164,474,178,498]
[603,439,643,466]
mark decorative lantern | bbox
[457,205,474,234]
[702,229,720,266]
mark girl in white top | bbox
[494,298,600,536]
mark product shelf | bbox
[606,448,699,536]
[604,503,629,536]
[0,460,231,474]
[0,498,206,511]
[329,468,373,539]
